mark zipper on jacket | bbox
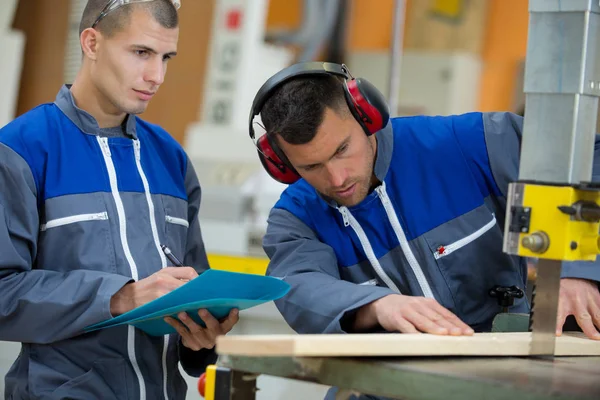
[40,212,108,231]
[337,206,401,293]
[133,139,170,400]
[374,182,435,299]
[359,279,378,286]
[97,137,146,400]
[434,214,497,259]
[165,215,190,228]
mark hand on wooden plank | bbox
[353,294,474,335]
[556,278,600,340]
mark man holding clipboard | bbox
[0,1,238,398]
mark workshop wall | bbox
[12,0,215,144]
[268,0,529,113]
[478,0,529,112]
[13,0,69,119]
[11,0,530,145]
[267,0,397,52]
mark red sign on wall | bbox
[226,9,242,30]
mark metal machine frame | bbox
[503,0,600,357]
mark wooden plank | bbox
[216,332,600,357]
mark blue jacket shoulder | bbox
[135,117,189,176]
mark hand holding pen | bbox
[161,244,193,282]
[159,244,239,350]
[109,247,197,316]
[161,244,184,266]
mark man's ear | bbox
[80,28,100,61]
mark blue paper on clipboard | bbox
[84,269,290,336]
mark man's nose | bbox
[145,59,165,86]
[327,164,347,188]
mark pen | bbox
[160,244,184,267]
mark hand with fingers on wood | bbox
[556,278,600,340]
[164,308,240,351]
[352,294,474,336]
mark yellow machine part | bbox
[517,184,600,261]
[207,253,268,276]
[203,365,217,400]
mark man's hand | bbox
[110,267,198,316]
[165,309,240,351]
[556,278,600,340]
[353,294,474,335]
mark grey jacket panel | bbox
[482,112,522,197]
[124,191,165,277]
[181,158,210,274]
[0,143,131,344]
[263,208,395,334]
[177,158,215,377]
[372,122,394,182]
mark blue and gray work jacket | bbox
[264,112,600,336]
[0,85,214,399]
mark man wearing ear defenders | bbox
[249,62,600,354]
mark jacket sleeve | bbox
[178,343,218,378]
[182,158,210,274]
[453,111,600,282]
[0,142,132,344]
[263,207,395,334]
[178,156,217,376]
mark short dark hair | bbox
[261,75,350,145]
[79,0,178,38]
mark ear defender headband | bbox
[248,62,390,184]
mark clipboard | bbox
[85,269,290,336]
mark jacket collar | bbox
[54,84,138,139]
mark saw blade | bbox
[529,259,562,357]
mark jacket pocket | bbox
[164,214,189,260]
[37,205,117,274]
[47,358,132,400]
[162,195,190,262]
[165,215,189,228]
[433,214,496,259]
[423,207,523,327]
[40,212,109,231]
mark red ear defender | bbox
[345,78,389,135]
[249,62,390,184]
[256,134,301,184]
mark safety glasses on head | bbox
[92,0,181,29]
[248,62,390,185]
